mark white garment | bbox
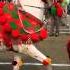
[18,0,44,20]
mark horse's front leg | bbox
[18,43,52,66]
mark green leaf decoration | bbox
[10,22,17,30]
[51,6,56,16]
[3,3,19,19]
[11,11,19,19]
[22,20,32,27]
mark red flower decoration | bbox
[11,29,20,38]
[31,33,39,42]
[0,2,5,8]
[4,13,13,22]
[40,29,48,39]
[2,23,12,32]
[0,15,7,25]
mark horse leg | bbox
[12,43,51,70]
[19,44,52,66]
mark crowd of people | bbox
[42,0,69,37]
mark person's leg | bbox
[54,16,60,36]
[49,17,55,36]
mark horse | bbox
[0,0,52,70]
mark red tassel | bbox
[31,33,39,42]
[0,15,7,24]
[4,13,13,22]
[0,2,5,8]
[11,30,20,38]
[40,29,48,39]
[2,23,12,32]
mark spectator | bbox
[42,0,61,37]
[49,0,62,37]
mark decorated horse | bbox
[0,0,52,70]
